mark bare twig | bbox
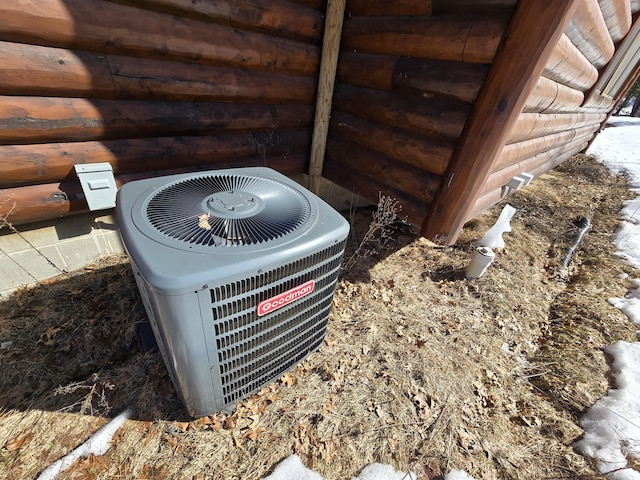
[342,193,402,272]
[0,203,69,280]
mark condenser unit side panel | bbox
[135,277,217,416]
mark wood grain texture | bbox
[0,42,317,103]
[107,0,324,42]
[470,138,589,220]
[422,0,578,244]
[496,124,599,169]
[346,0,432,16]
[329,111,454,176]
[0,0,319,75]
[322,156,430,227]
[0,96,314,144]
[598,0,632,42]
[507,112,606,144]
[326,136,442,203]
[565,0,615,68]
[309,0,345,193]
[393,57,490,103]
[524,75,585,114]
[333,83,470,139]
[484,134,594,194]
[341,15,508,64]
[0,131,311,188]
[544,34,599,91]
[431,0,517,14]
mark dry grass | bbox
[1,154,638,479]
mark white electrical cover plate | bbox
[75,163,117,211]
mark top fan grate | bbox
[145,173,311,247]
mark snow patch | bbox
[37,409,131,480]
[609,279,640,327]
[262,455,419,480]
[574,342,640,479]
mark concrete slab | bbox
[0,211,126,297]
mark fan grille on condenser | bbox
[146,174,311,246]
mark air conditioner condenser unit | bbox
[116,167,349,417]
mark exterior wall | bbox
[0,0,324,226]
[0,0,639,250]
[324,0,517,226]
[467,0,640,221]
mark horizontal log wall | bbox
[3,0,637,240]
[325,1,515,228]
[468,0,636,226]
[0,0,324,225]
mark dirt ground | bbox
[1,153,639,479]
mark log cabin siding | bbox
[324,1,513,226]
[0,0,324,224]
[1,0,639,245]
[461,0,637,230]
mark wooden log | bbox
[496,124,598,169]
[0,42,317,104]
[194,104,313,133]
[0,181,87,225]
[109,55,317,103]
[329,111,454,175]
[598,0,632,42]
[333,83,470,139]
[322,154,429,227]
[470,140,587,221]
[484,134,592,193]
[0,41,114,98]
[337,52,397,91]
[346,0,432,16]
[590,15,640,100]
[524,75,584,113]
[106,0,324,42]
[544,34,599,91]
[432,0,517,14]
[309,0,345,194]
[0,0,319,75]
[337,53,489,103]
[0,154,308,226]
[341,15,508,63]
[326,136,442,203]
[582,91,616,110]
[0,131,311,188]
[394,57,490,103]
[564,0,615,68]
[287,0,327,10]
[422,0,578,245]
[507,112,606,144]
[0,96,314,144]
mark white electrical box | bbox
[75,163,117,211]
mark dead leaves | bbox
[292,422,340,464]
[37,326,61,346]
[457,428,483,456]
[3,432,34,452]
[408,383,436,423]
[292,422,316,455]
[279,372,297,387]
[198,213,212,230]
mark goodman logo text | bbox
[257,280,315,316]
